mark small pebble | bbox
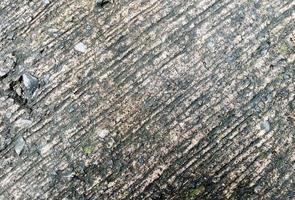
[98,129,109,138]
[43,0,50,4]
[22,73,39,95]
[43,74,51,84]
[74,42,87,53]
[0,135,5,151]
[15,136,26,155]
[261,120,271,133]
[48,28,58,33]
[15,119,33,129]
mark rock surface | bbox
[0,0,295,199]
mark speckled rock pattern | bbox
[0,0,295,199]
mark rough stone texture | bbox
[0,0,295,199]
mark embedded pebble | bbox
[43,74,51,84]
[0,135,5,150]
[74,42,87,53]
[22,73,39,95]
[15,136,26,155]
[261,120,271,133]
[43,0,50,4]
[15,119,33,129]
[39,144,52,156]
[98,129,109,138]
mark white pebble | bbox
[43,0,50,4]
[23,74,32,88]
[74,42,87,53]
[15,136,26,155]
[261,120,271,133]
[98,129,109,138]
[15,119,32,129]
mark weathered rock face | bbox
[0,0,294,199]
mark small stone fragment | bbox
[39,143,51,156]
[43,0,50,4]
[0,135,5,151]
[15,119,33,129]
[261,120,271,133]
[98,129,109,138]
[22,73,39,95]
[43,74,51,84]
[74,42,87,53]
[15,136,26,155]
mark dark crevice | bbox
[5,79,32,113]
[97,0,111,8]
[0,73,9,82]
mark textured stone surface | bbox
[0,0,295,199]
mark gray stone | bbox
[22,73,39,95]
[14,118,33,129]
[15,136,26,155]
[261,120,271,133]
